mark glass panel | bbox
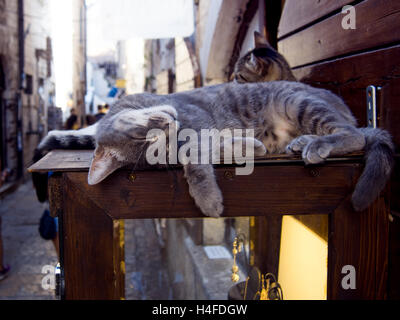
[278,214,328,300]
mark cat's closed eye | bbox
[235,74,248,82]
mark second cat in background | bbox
[233,31,296,83]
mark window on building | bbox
[25,74,33,95]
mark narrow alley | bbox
[0,181,171,300]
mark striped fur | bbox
[34,125,97,162]
[233,32,394,212]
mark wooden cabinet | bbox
[29,150,389,299]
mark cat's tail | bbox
[33,124,97,162]
[351,127,395,211]
[32,125,97,202]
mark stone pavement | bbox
[125,219,172,300]
[0,180,171,300]
[0,181,57,300]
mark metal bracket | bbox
[366,85,381,128]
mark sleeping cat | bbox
[233,31,296,83]
[35,79,394,217]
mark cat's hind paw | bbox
[301,139,333,164]
[187,178,224,217]
[198,196,224,218]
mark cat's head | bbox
[88,106,178,185]
[233,31,296,83]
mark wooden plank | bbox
[390,157,400,216]
[62,174,124,300]
[380,78,400,150]
[62,163,360,220]
[28,150,94,172]
[28,149,364,172]
[278,0,400,68]
[294,45,400,146]
[48,174,63,218]
[375,192,389,299]
[226,0,260,78]
[388,202,400,299]
[328,193,389,299]
[278,0,353,39]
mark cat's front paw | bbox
[286,135,318,154]
[113,105,179,139]
[302,139,333,164]
[253,138,267,156]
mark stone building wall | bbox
[0,0,54,186]
[72,0,87,127]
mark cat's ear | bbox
[247,53,260,71]
[254,31,271,48]
[88,146,125,185]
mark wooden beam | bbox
[28,149,364,173]
[278,0,400,68]
[278,0,354,39]
[61,162,360,220]
[250,216,282,275]
[40,150,390,300]
[328,193,389,299]
[62,174,125,300]
[226,0,260,79]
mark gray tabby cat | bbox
[36,79,394,217]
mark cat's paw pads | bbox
[302,140,333,164]
[112,106,179,141]
[286,135,318,154]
